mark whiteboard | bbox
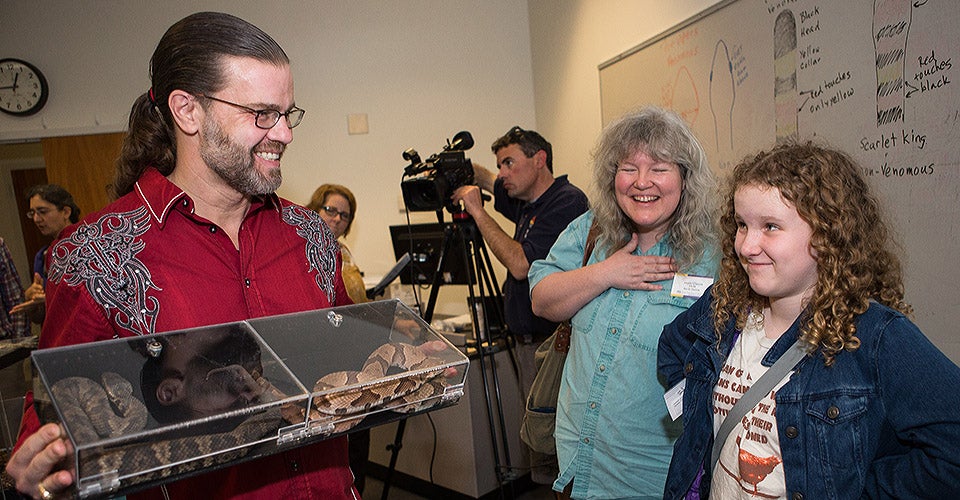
[599,0,960,361]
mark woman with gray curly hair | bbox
[529,106,719,499]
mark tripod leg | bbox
[381,225,457,497]
[469,239,517,480]
[474,241,521,380]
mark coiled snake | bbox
[308,341,450,432]
[48,341,451,491]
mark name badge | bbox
[664,379,685,421]
[671,273,714,299]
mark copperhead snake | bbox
[47,341,451,491]
[307,341,451,432]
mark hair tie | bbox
[147,88,163,115]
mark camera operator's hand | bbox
[451,185,485,217]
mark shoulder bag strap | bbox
[710,339,808,470]
[554,220,600,353]
[582,219,599,266]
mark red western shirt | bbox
[17,168,357,499]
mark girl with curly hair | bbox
[658,142,960,499]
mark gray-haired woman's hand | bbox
[599,233,677,291]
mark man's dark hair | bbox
[491,126,553,172]
[26,184,81,223]
[112,12,290,199]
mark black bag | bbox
[519,222,598,455]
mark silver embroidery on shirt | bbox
[283,205,338,303]
[48,207,161,336]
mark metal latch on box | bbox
[441,385,464,402]
[277,419,336,445]
[78,469,120,498]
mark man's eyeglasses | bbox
[320,206,352,222]
[26,207,53,219]
[198,94,305,129]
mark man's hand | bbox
[10,274,45,316]
[6,423,75,499]
[451,185,485,217]
[598,233,677,291]
[23,274,44,301]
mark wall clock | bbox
[0,58,49,116]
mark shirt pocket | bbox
[804,393,870,471]
[569,299,600,334]
[627,292,697,352]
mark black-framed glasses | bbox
[198,94,305,129]
[320,205,352,222]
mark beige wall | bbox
[528,0,722,194]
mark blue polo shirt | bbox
[494,174,587,342]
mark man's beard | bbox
[199,118,283,196]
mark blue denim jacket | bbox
[657,289,960,499]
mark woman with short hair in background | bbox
[10,184,81,324]
[307,183,367,305]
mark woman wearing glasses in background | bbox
[9,184,80,324]
[307,183,366,306]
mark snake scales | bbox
[48,341,451,493]
[307,341,450,432]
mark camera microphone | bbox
[445,131,474,152]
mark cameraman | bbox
[451,126,587,485]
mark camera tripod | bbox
[381,210,521,499]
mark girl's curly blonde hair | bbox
[712,142,912,365]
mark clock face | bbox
[0,58,49,116]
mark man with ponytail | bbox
[6,12,357,499]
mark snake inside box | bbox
[31,299,469,498]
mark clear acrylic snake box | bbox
[31,299,469,498]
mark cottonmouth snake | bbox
[47,341,451,492]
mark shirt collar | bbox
[526,175,569,208]
[134,167,282,227]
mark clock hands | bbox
[0,73,20,91]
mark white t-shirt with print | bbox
[709,313,792,500]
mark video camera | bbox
[400,131,475,213]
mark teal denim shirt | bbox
[529,212,718,499]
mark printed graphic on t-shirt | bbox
[710,318,791,499]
